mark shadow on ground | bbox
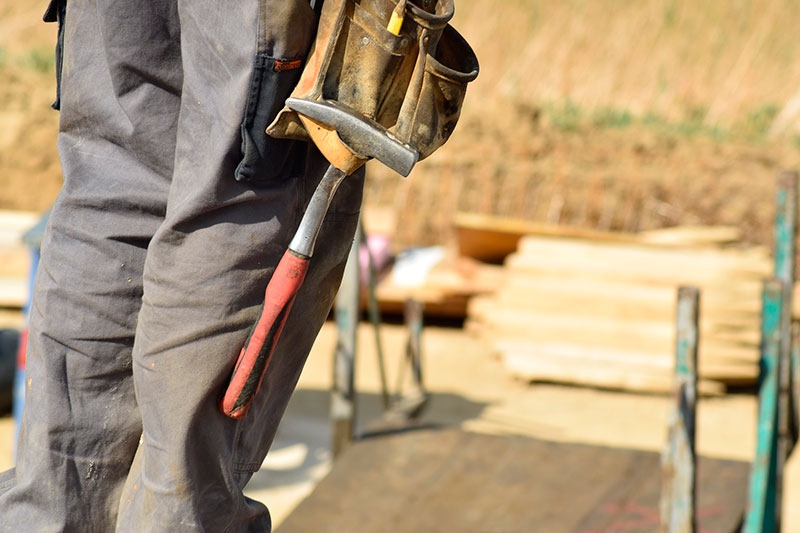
[245,387,490,494]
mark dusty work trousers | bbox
[0,0,364,531]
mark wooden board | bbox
[0,211,39,247]
[498,345,741,394]
[368,290,471,319]
[278,428,748,533]
[371,256,503,319]
[453,212,743,264]
[453,212,640,263]
[0,211,39,309]
[0,277,28,309]
[510,240,770,286]
[492,274,765,316]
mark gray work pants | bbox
[0,0,363,531]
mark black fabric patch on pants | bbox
[43,0,67,110]
[235,55,307,183]
[0,329,19,415]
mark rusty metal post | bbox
[390,298,428,419]
[661,286,699,533]
[744,278,784,533]
[793,321,800,454]
[405,298,425,396]
[360,223,390,410]
[331,229,360,458]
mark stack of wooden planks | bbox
[467,226,781,394]
[357,208,504,319]
[0,211,38,310]
[370,252,504,318]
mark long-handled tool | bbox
[220,0,478,419]
[219,98,418,419]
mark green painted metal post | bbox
[331,230,361,458]
[661,286,699,533]
[774,171,797,531]
[773,171,796,300]
[744,279,784,533]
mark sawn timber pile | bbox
[0,210,38,311]
[467,229,788,394]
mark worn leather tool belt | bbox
[268,0,479,165]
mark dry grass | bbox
[362,0,800,249]
[453,0,800,132]
[4,1,800,250]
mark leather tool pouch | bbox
[395,9,479,159]
[267,0,478,166]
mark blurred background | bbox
[3,0,800,244]
[2,0,800,530]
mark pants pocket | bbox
[235,0,317,184]
[235,55,307,183]
[43,0,67,110]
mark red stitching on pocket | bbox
[273,59,303,72]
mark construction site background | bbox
[2,0,800,248]
[2,0,800,529]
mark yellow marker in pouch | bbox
[387,0,406,35]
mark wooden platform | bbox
[278,428,748,532]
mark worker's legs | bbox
[0,0,363,531]
[112,0,362,531]
[0,0,181,530]
[116,155,362,530]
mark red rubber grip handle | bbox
[220,250,310,419]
